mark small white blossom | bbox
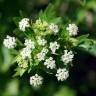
[49,23,59,34]
[44,57,56,69]
[66,23,78,36]
[20,47,32,59]
[3,35,16,49]
[37,36,47,46]
[56,68,69,81]
[24,39,35,49]
[19,18,30,31]
[41,47,48,54]
[49,41,60,54]
[61,50,74,64]
[30,74,43,87]
[37,48,48,61]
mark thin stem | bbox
[16,38,23,46]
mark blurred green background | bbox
[0,0,96,96]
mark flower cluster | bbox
[49,23,59,34]
[3,35,16,49]
[56,68,69,81]
[3,17,77,87]
[30,74,43,87]
[16,56,28,69]
[61,50,74,64]
[66,23,78,36]
[19,18,30,31]
[49,41,60,54]
[20,47,32,59]
[37,36,47,46]
[44,57,56,69]
[36,48,48,61]
[33,18,49,35]
[24,39,35,49]
[20,39,35,59]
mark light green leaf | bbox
[54,86,76,96]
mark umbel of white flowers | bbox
[30,74,43,87]
[37,36,47,46]
[24,39,35,49]
[3,17,77,87]
[66,23,78,36]
[61,50,74,64]
[20,47,32,59]
[44,57,56,69]
[49,23,59,34]
[49,41,60,54]
[56,68,69,81]
[19,18,30,31]
[3,35,16,49]
[20,39,35,59]
[36,48,48,61]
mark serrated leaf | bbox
[38,3,61,24]
[13,67,26,77]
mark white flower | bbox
[49,23,59,34]
[20,47,32,59]
[56,68,69,81]
[24,39,35,49]
[19,18,30,31]
[66,23,78,36]
[37,36,47,46]
[49,41,60,54]
[61,50,74,64]
[30,74,43,87]
[37,48,48,61]
[41,47,48,54]
[44,57,56,69]
[3,35,16,49]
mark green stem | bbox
[16,38,23,46]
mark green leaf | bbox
[86,1,96,10]
[0,46,12,72]
[54,86,76,96]
[13,17,21,26]
[80,0,86,6]
[77,34,89,40]
[14,67,27,77]
[76,37,96,56]
[77,10,86,23]
[89,44,96,56]
[38,3,62,24]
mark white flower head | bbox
[49,41,60,54]
[61,50,74,64]
[20,47,32,59]
[41,47,48,54]
[3,35,16,49]
[66,23,78,36]
[44,57,56,69]
[30,74,43,87]
[36,48,48,61]
[56,68,69,81]
[19,18,30,31]
[49,23,59,34]
[24,39,35,49]
[37,36,47,46]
